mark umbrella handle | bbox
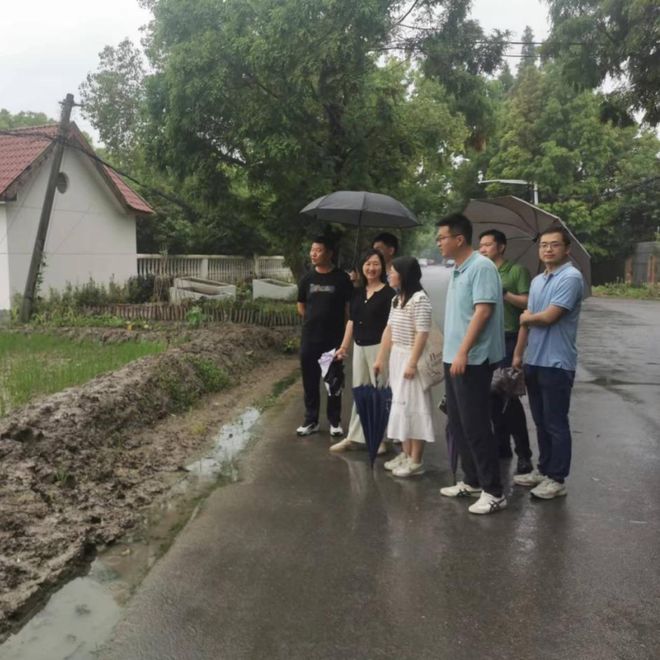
[352,210,362,270]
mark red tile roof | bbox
[0,123,153,214]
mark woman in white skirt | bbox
[374,256,435,477]
[330,249,396,452]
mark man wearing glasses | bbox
[512,226,585,500]
[436,213,506,515]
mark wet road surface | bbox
[100,297,660,660]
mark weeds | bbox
[593,282,660,300]
[0,332,166,417]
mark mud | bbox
[0,324,298,639]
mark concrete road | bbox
[101,297,660,660]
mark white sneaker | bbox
[468,492,508,515]
[513,469,545,487]
[392,459,425,478]
[296,422,319,436]
[384,452,408,471]
[531,477,567,499]
[329,437,354,452]
[329,424,344,438]
[440,481,482,498]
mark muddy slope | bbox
[0,324,296,637]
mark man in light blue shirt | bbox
[436,213,507,515]
[513,225,585,500]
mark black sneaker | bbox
[515,458,534,475]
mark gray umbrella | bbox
[300,191,419,264]
[463,196,592,295]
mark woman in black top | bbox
[330,249,396,453]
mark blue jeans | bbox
[524,365,575,482]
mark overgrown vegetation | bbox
[592,282,660,300]
[0,332,166,416]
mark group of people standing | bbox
[296,212,584,515]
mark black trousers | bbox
[300,339,342,426]
[444,361,502,497]
[490,332,532,460]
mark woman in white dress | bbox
[373,256,435,477]
[330,249,396,452]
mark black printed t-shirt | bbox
[349,285,396,346]
[298,267,353,345]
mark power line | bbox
[1,128,199,219]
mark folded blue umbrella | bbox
[352,383,392,466]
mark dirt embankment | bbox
[0,324,298,638]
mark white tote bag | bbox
[417,325,444,391]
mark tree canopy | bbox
[77,0,659,273]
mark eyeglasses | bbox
[539,241,565,250]
[479,241,496,248]
[436,234,459,243]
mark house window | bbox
[56,172,69,194]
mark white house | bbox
[0,123,153,313]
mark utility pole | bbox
[20,93,75,323]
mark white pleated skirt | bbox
[386,344,435,443]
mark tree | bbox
[0,109,54,129]
[543,0,660,125]
[484,64,660,260]
[135,0,467,273]
[79,39,147,169]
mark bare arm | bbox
[504,291,528,310]
[373,325,392,377]
[336,320,354,360]
[450,303,494,377]
[404,330,429,379]
[520,304,566,327]
[297,302,305,317]
[512,324,528,369]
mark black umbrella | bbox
[439,397,459,483]
[352,382,392,466]
[300,191,419,265]
[463,196,592,296]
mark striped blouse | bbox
[387,290,432,347]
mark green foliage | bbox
[189,357,230,391]
[0,109,54,129]
[185,305,206,327]
[482,64,660,260]
[593,282,660,299]
[0,332,165,416]
[544,0,660,125]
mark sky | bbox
[0,0,550,140]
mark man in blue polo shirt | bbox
[436,213,506,515]
[513,225,584,499]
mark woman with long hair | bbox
[331,249,396,452]
[373,256,435,476]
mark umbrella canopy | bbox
[300,191,419,228]
[463,196,592,295]
[352,383,392,466]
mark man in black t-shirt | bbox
[296,236,352,437]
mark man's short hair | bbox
[479,229,507,246]
[436,213,473,244]
[539,225,571,246]
[312,235,336,254]
[372,232,399,254]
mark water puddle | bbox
[0,407,262,660]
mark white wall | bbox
[0,204,10,310]
[6,147,138,304]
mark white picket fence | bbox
[137,254,293,283]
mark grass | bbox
[0,332,166,416]
[592,282,660,300]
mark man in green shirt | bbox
[479,229,533,475]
